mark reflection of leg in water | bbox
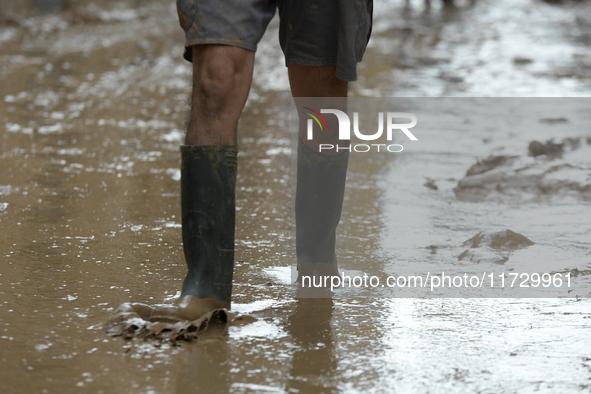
[286,298,337,393]
[174,333,231,394]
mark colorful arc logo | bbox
[302,107,329,132]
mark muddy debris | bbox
[539,117,568,125]
[454,137,591,201]
[426,245,439,254]
[513,57,534,65]
[465,155,518,176]
[528,140,564,157]
[566,268,591,278]
[105,303,229,344]
[105,298,256,344]
[463,230,534,250]
[458,230,535,264]
[527,137,583,158]
[424,178,438,190]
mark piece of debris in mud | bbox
[454,137,591,202]
[465,155,516,176]
[424,178,438,190]
[528,140,563,157]
[105,303,229,344]
[570,268,591,277]
[539,117,568,125]
[458,229,534,264]
[551,268,591,278]
[104,300,255,345]
[513,57,534,65]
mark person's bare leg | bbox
[289,65,349,287]
[186,45,255,146]
[288,64,348,98]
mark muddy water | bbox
[1,0,591,392]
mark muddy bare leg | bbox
[288,65,349,285]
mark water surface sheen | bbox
[1,0,590,392]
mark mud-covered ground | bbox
[1,0,591,392]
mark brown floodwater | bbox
[1,0,591,392]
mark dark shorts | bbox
[176,0,373,81]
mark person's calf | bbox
[288,64,348,98]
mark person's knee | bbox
[194,56,236,100]
[191,46,253,105]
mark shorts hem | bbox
[183,38,257,61]
[335,70,358,82]
[285,56,358,81]
[285,55,336,66]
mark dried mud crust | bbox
[104,296,255,344]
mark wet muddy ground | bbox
[1,0,591,392]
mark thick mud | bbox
[1,0,591,392]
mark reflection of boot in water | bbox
[296,140,348,287]
[286,298,337,393]
[105,145,237,341]
[174,335,231,394]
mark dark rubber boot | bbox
[180,145,237,303]
[296,140,348,281]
